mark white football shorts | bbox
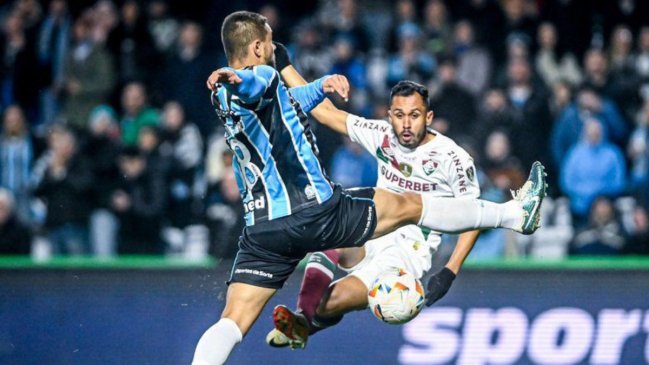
[338,226,441,290]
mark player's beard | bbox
[266,54,276,68]
[398,129,425,149]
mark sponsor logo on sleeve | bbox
[466,166,475,181]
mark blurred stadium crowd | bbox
[0,0,648,260]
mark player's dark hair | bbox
[389,80,430,109]
[221,11,269,61]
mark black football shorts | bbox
[228,186,377,289]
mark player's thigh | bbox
[371,188,422,239]
[318,275,368,318]
[221,282,276,336]
[337,246,366,269]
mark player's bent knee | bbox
[220,282,276,335]
[319,278,368,317]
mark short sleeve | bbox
[345,114,392,154]
[446,148,481,198]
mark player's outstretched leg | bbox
[266,249,341,348]
[372,161,547,238]
[193,283,276,365]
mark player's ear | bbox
[252,39,263,59]
[426,110,434,126]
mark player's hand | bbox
[273,41,291,71]
[206,68,242,90]
[425,267,456,306]
[323,74,350,102]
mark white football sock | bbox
[192,318,242,365]
[418,196,523,233]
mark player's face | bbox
[389,94,433,148]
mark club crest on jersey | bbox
[422,159,438,176]
[304,184,316,200]
[376,135,400,169]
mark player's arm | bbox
[275,42,351,136]
[425,230,481,306]
[425,155,482,306]
[206,65,276,104]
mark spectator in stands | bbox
[635,26,649,100]
[387,0,418,53]
[259,4,289,44]
[0,12,40,119]
[628,98,649,208]
[482,130,526,194]
[422,0,452,56]
[111,146,166,254]
[89,0,117,45]
[583,47,640,122]
[119,82,159,145]
[549,80,573,118]
[623,205,649,254]
[321,0,371,54]
[608,25,643,121]
[0,105,34,222]
[137,125,171,183]
[107,0,157,86]
[32,125,92,255]
[386,23,435,87]
[551,86,628,167]
[0,188,31,255]
[430,55,476,140]
[158,21,214,133]
[330,137,377,189]
[83,106,120,257]
[498,0,538,59]
[583,48,612,95]
[473,89,516,146]
[159,101,203,231]
[146,0,179,55]
[450,20,491,96]
[36,0,71,125]
[560,120,627,225]
[206,148,243,258]
[608,25,634,72]
[60,15,114,129]
[534,22,582,88]
[504,56,552,168]
[572,196,626,255]
[13,0,43,37]
[329,35,368,114]
[291,22,333,83]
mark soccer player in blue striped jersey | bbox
[192,11,547,365]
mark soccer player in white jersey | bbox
[265,45,498,349]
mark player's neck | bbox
[229,57,262,70]
[415,131,436,147]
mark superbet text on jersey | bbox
[346,115,480,200]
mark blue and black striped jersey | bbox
[212,65,334,225]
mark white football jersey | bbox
[346,114,480,248]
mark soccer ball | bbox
[368,269,425,324]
